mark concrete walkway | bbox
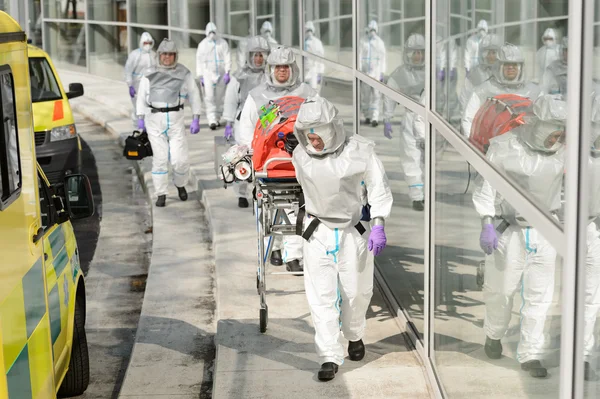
[59,69,432,398]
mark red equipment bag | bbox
[469,94,532,153]
[251,96,305,178]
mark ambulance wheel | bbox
[58,294,90,397]
[260,307,268,333]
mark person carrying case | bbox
[123,130,153,160]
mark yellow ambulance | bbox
[0,12,94,398]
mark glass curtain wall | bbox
[39,0,600,396]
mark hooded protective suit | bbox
[124,32,156,124]
[541,36,568,98]
[583,92,600,362]
[137,39,202,198]
[359,20,387,122]
[223,36,269,199]
[304,21,325,90]
[260,21,279,48]
[459,34,501,110]
[292,96,393,366]
[536,28,560,82]
[239,46,316,263]
[472,95,567,364]
[196,22,232,126]
[464,20,489,72]
[462,43,541,138]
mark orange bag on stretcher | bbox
[251,96,305,178]
[469,94,532,153]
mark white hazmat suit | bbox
[360,20,386,124]
[536,28,561,83]
[541,36,568,98]
[196,22,232,126]
[137,39,202,198]
[459,34,501,110]
[464,20,489,73]
[260,21,279,48]
[473,95,567,374]
[124,32,156,125]
[292,96,393,366]
[223,36,269,199]
[304,21,325,90]
[239,46,316,265]
[462,43,541,138]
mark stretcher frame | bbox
[253,157,304,333]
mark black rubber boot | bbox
[348,339,365,361]
[210,123,217,130]
[412,200,425,211]
[156,195,166,207]
[521,360,548,378]
[365,118,371,125]
[484,337,502,359]
[585,361,599,381]
[238,197,249,208]
[177,186,188,201]
[318,362,339,382]
[270,250,283,266]
[286,259,303,273]
[371,120,379,127]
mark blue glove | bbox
[449,68,457,81]
[223,72,230,84]
[437,70,445,82]
[317,74,322,84]
[129,86,136,98]
[137,118,145,131]
[379,73,384,82]
[190,118,200,134]
[368,225,387,256]
[224,124,233,140]
[384,122,393,139]
[480,224,498,255]
[199,77,204,87]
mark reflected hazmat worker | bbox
[462,43,540,138]
[289,96,393,381]
[222,36,270,208]
[459,34,501,110]
[536,28,561,83]
[360,20,386,127]
[196,22,232,130]
[124,32,156,125]
[239,46,316,272]
[541,36,568,98]
[260,21,279,48]
[137,39,202,207]
[464,20,489,73]
[304,21,325,91]
[473,95,567,378]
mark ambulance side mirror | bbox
[67,83,84,99]
[63,174,94,219]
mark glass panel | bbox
[303,0,352,67]
[171,32,203,78]
[0,72,20,201]
[170,0,209,31]
[27,0,43,47]
[88,0,125,22]
[130,0,167,25]
[43,22,87,71]
[28,57,62,102]
[583,1,600,394]
[434,129,563,397]
[89,24,127,80]
[230,0,250,13]
[130,28,168,60]
[44,0,85,19]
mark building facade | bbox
[6,0,600,397]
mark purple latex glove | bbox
[199,77,204,86]
[129,86,136,98]
[137,118,145,131]
[317,74,322,84]
[449,68,457,81]
[379,73,384,82]
[437,70,445,82]
[190,118,200,134]
[480,224,498,255]
[224,124,233,140]
[368,225,387,256]
[384,122,393,139]
[223,72,231,84]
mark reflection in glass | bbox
[304,1,352,67]
[359,20,386,125]
[303,21,325,91]
[88,0,126,22]
[129,0,167,25]
[89,24,128,80]
[44,22,86,70]
[435,130,562,397]
[44,0,85,19]
[170,0,209,31]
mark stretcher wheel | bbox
[260,306,268,333]
[476,261,485,291]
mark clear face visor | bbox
[543,37,555,45]
[269,64,295,86]
[302,124,334,154]
[500,62,523,82]
[480,48,498,65]
[249,51,266,69]
[158,52,177,67]
[405,49,425,66]
[536,122,566,152]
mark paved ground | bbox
[58,69,433,398]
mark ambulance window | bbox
[0,67,21,211]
